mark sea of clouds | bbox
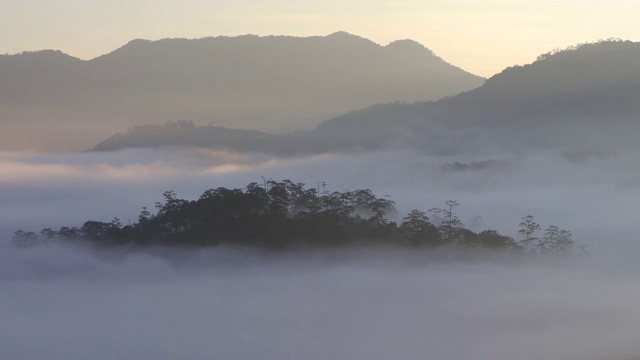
[2,147,640,359]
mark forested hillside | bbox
[13,180,579,256]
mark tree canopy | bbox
[12,180,580,256]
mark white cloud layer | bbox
[2,148,640,359]
[1,243,640,360]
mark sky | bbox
[1,0,639,76]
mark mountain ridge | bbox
[0,32,484,152]
[314,39,640,152]
[91,40,640,155]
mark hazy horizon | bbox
[3,0,640,77]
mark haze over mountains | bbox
[316,40,640,153]
[0,32,483,152]
[93,40,640,156]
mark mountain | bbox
[93,40,640,156]
[313,40,640,154]
[90,120,381,155]
[0,32,484,152]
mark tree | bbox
[266,180,292,216]
[537,225,574,256]
[138,207,152,223]
[518,215,540,252]
[12,230,39,247]
[367,197,396,225]
[110,217,122,229]
[157,190,188,215]
[58,227,79,238]
[518,215,540,253]
[400,210,441,247]
[444,200,460,227]
[432,200,463,244]
[476,230,519,249]
[555,229,575,256]
[39,228,57,240]
[80,221,115,241]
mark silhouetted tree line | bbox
[12,180,581,254]
[536,38,631,61]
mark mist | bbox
[3,242,640,360]
[2,147,640,359]
[2,148,640,247]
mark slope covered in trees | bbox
[13,180,579,257]
[90,40,640,156]
[314,40,640,154]
[0,32,483,152]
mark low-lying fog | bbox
[2,148,640,359]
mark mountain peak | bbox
[386,39,435,56]
[386,39,425,49]
[324,31,376,46]
[327,31,357,38]
[0,49,83,67]
[118,38,153,50]
[1,49,77,60]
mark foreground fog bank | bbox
[1,243,640,360]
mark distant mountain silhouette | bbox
[90,120,380,155]
[93,40,640,156]
[314,40,640,154]
[0,32,483,151]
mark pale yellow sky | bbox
[1,0,639,76]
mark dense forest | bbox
[12,180,580,255]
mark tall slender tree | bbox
[518,215,540,253]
